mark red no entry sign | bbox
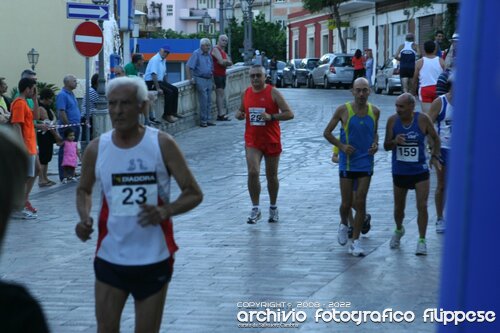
[73,21,103,57]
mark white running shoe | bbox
[11,209,37,220]
[268,207,279,223]
[436,219,445,233]
[337,223,349,246]
[389,226,405,249]
[349,239,365,256]
[415,239,427,255]
[247,208,261,224]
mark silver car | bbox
[310,53,354,89]
[374,58,401,95]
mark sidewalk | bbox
[2,89,443,333]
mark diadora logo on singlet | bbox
[127,158,148,171]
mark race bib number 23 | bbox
[111,172,158,216]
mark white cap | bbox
[452,32,459,41]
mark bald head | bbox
[396,93,416,107]
[353,77,369,89]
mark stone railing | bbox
[92,65,250,137]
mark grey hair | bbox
[63,74,77,85]
[106,76,149,104]
[218,34,228,42]
[200,38,211,46]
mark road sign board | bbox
[73,22,104,57]
[67,2,109,20]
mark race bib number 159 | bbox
[111,172,158,216]
[396,144,419,162]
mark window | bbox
[197,23,215,34]
[275,0,286,3]
[166,5,173,16]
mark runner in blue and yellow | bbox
[324,77,380,256]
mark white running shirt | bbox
[95,127,177,265]
[419,57,443,87]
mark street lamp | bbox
[241,0,255,65]
[202,11,212,35]
[225,0,234,57]
[27,48,39,71]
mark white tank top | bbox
[435,94,453,149]
[419,57,442,87]
[95,127,177,265]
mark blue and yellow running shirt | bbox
[339,102,376,172]
[391,112,429,175]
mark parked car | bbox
[374,58,401,95]
[266,60,286,87]
[281,59,302,88]
[295,58,320,88]
[310,53,354,89]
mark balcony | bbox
[339,0,376,14]
[179,8,219,21]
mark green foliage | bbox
[443,3,459,41]
[303,0,345,12]
[150,28,209,40]
[221,14,286,63]
[410,0,433,10]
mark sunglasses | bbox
[250,73,263,78]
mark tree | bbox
[303,0,350,53]
[228,14,286,63]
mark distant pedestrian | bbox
[56,74,81,182]
[124,53,144,77]
[37,88,61,187]
[211,34,233,121]
[75,76,203,333]
[0,126,49,332]
[10,78,40,219]
[59,128,80,183]
[113,65,125,78]
[364,49,374,87]
[261,51,269,70]
[394,33,419,93]
[324,77,380,256]
[187,38,215,127]
[81,73,99,147]
[434,30,445,58]
[269,56,278,86]
[351,49,366,84]
[144,45,180,123]
[0,77,11,124]
[413,41,445,114]
[384,93,442,255]
[235,65,294,224]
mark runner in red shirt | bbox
[235,65,294,224]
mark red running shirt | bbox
[243,84,280,145]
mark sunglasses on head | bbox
[250,73,263,78]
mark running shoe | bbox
[436,218,446,233]
[25,201,37,213]
[268,207,279,223]
[348,239,365,257]
[361,213,372,234]
[247,208,261,224]
[11,209,37,220]
[389,226,405,249]
[415,239,427,255]
[337,223,349,246]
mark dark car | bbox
[281,59,302,88]
[295,58,320,88]
[266,60,286,87]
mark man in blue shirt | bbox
[144,45,179,123]
[56,74,80,182]
[186,38,215,127]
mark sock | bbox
[252,205,259,210]
[270,205,277,210]
[419,237,426,243]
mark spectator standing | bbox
[351,49,366,84]
[187,38,215,127]
[364,49,374,87]
[9,78,39,219]
[144,45,180,123]
[37,88,61,187]
[124,53,144,77]
[211,34,233,121]
[59,128,80,183]
[113,66,125,78]
[81,73,99,147]
[0,78,11,124]
[269,56,278,86]
[56,74,81,182]
[261,51,269,70]
[434,30,445,58]
[394,33,419,93]
[0,126,49,332]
